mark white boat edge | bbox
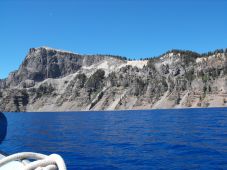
[0,152,5,160]
[0,153,25,170]
[0,152,67,170]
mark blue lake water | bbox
[1,108,227,169]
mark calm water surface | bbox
[1,108,227,170]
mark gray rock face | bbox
[5,47,113,87]
[1,47,227,112]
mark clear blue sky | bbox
[0,0,227,78]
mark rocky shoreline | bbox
[1,47,227,112]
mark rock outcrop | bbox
[1,47,227,112]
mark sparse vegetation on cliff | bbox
[1,47,227,112]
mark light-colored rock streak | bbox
[152,90,169,109]
[107,91,127,110]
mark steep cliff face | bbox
[5,47,120,87]
[1,47,227,112]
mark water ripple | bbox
[1,108,227,169]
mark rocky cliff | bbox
[1,47,227,112]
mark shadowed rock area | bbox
[1,47,227,112]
